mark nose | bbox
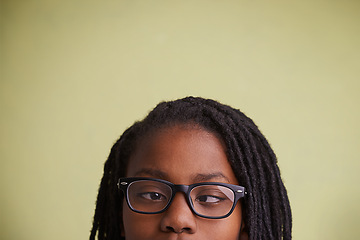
[160,193,197,234]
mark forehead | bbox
[126,125,238,185]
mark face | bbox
[122,125,245,240]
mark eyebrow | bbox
[133,169,230,183]
[133,168,169,179]
[192,172,231,183]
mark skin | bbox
[122,124,247,240]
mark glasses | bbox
[118,177,246,219]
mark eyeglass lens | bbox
[127,180,235,218]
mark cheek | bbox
[198,204,242,240]
[122,203,161,240]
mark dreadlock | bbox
[90,96,292,240]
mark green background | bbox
[1,0,359,239]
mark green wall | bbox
[1,0,359,239]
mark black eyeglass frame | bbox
[117,177,246,219]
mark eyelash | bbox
[138,192,167,201]
[195,195,225,203]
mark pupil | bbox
[151,192,161,200]
[197,195,208,202]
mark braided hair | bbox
[90,96,292,240]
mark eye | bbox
[138,192,167,201]
[196,195,225,203]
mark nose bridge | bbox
[172,184,191,208]
[173,184,190,194]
